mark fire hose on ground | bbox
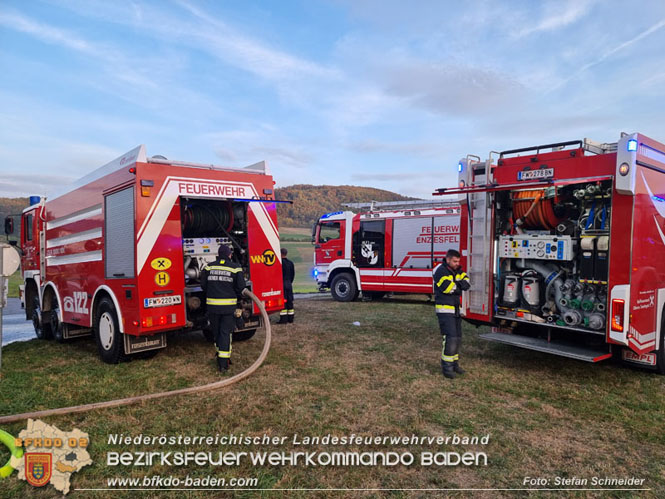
[0,289,271,425]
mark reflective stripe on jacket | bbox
[201,258,246,314]
[433,262,470,313]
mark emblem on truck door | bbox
[361,241,379,265]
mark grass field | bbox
[280,227,317,293]
[7,270,21,299]
[1,296,664,496]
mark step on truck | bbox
[434,133,665,372]
[312,200,461,301]
[5,145,285,363]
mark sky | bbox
[2,0,665,199]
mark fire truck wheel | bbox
[94,297,126,364]
[49,305,65,343]
[32,297,52,340]
[331,273,358,302]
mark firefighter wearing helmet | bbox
[433,249,471,379]
[201,244,246,372]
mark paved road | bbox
[1,298,33,346]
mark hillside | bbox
[0,197,29,238]
[275,185,414,227]
[0,197,29,217]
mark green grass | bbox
[7,269,21,298]
[280,227,318,293]
[1,297,664,497]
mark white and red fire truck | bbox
[5,145,284,363]
[434,132,665,372]
[312,200,461,301]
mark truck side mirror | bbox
[4,216,13,235]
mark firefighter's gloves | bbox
[234,308,243,318]
[455,272,468,282]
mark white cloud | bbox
[173,0,337,83]
[549,16,665,92]
[0,172,77,198]
[347,139,447,158]
[0,9,97,54]
[206,130,314,170]
[382,61,524,116]
[515,0,596,38]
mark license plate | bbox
[518,168,554,180]
[144,295,182,308]
[622,349,657,366]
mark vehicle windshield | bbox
[317,222,340,243]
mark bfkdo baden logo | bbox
[25,453,52,487]
[251,249,277,266]
[0,419,92,495]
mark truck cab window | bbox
[25,214,33,241]
[319,222,340,243]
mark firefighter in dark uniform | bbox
[201,244,246,372]
[277,247,295,324]
[433,249,471,379]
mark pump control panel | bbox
[183,237,231,258]
[498,235,573,261]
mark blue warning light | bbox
[627,139,638,152]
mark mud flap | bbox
[123,332,167,355]
[621,348,657,368]
[62,325,92,339]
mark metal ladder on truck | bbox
[464,155,493,317]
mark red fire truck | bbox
[434,132,665,372]
[5,145,284,363]
[312,201,461,301]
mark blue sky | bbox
[2,0,665,199]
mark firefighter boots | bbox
[441,360,456,379]
[217,357,229,372]
[453,361,466,375]
[287,312,294,323]
[277,313,289,324]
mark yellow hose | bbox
[0,289,270,425]
[0,429,23,478]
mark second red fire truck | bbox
[312,201,461,301]
[435,132,665,373]
[5,145,285,363]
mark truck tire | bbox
[331,273,358,302]
[32,297,51,340]
[94,297,126,364]
[48,304,65,343]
